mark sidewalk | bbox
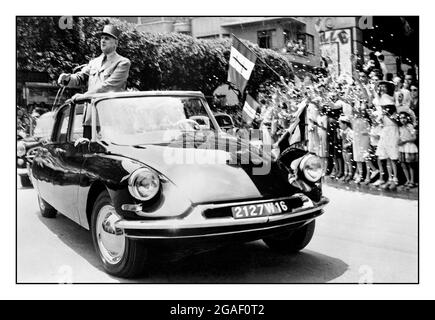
[323,176,418,201]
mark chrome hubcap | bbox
[96,205,125,265]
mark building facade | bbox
[124,17,324,71]
[194,17,322,70]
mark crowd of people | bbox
[285,39,307,56]
[254,53,419,191]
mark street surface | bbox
[17,180,418,283]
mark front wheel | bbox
[91,191,148,278]
[263,220,316,253]
[38,195,57,218]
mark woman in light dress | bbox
[351,66,380,184]
[375,96,400,190]
[351,99,375,183]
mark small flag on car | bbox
[242,94,260,125]
[227,35,257,94]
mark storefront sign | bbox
[319,29,352,79]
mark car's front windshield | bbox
[96,96,218,145]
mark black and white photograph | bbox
[14,11,423,290]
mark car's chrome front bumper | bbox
[115,195,329,241]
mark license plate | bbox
[231,201,290,219]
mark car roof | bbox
[75,90,206,103]
[55,91,209,119]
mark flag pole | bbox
[256,55,285,80]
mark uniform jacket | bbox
[68,52,131,93]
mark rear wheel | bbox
[91,191,147,278]
[263,220,316,253]
[20,174,32,188]
[38,195,57,218]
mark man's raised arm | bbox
[57,64,91,88]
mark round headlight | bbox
[128,168,160,201]
[17,141,26,157]
[300,155,323,182]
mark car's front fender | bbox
[77,154,192,230]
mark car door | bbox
[68,103,89,227]
[42,103,86,224]
[33,105,70,211]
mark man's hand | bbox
[70,93,85,103]
[58,73,71,86]
[74,137,90,147]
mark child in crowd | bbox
[398,111,418,189]
[339,115,354,182]
[366,109,383,184]
[396,91,417,125]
